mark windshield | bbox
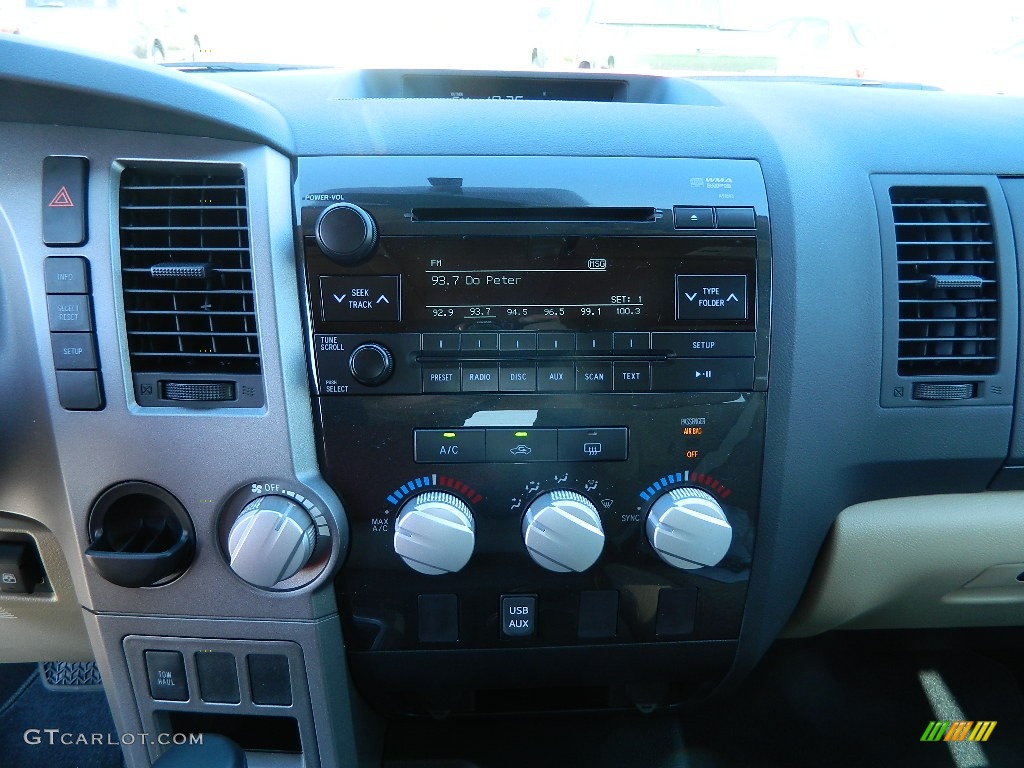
[3,0,1023,95]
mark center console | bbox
[296,156,770,713]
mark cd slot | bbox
[410,207,657,223]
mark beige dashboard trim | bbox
[0,512,92,662]
[783,491,1024,637]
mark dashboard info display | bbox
[376,236,754,332]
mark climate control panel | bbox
[321,392,764,652]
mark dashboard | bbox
[2,33,1024,767]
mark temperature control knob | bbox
[522,490,605,573]
[646,487,732,570]
[394,492,475,575]
[315,202,378,264]
[227,496,317,588]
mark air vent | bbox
[890,187,998,376]
[119,166,260,377]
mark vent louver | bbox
[890,187,998,376]
[119,166,260,375]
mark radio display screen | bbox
[368,236,755,332]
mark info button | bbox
[414,429,485,464]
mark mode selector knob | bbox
[315,202,378,264]
[394,492,475,575]
[349,343,393,386]
[646,487,732,570]
[227,496,317,588]
[522,490,605,573]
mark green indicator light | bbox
[514,431,529,438]
[443,432,457,439]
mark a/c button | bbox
[414,429,485,463]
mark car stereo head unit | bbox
[297,157,769,398]
[296,156,770,715]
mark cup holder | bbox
[84,481,195,588]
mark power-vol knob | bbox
[645,487,732,570]
[521,490,605,573]
[393,492,475,575]
[315,202,378,264]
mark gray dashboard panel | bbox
[0,37,293,153]
[0,124,346,622]
[1,46,1024,763]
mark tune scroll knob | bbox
[227,496,317,588]
[348,343,393,386]
[522,490,605,573]
[315,202,378,264]
[394,492,475,575]
[646,487,732,570]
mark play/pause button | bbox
[651,359,754,391]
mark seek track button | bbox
[321,275,400,322]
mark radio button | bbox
[612,332,651,352]
[676,275,747,321]
[613,362,651,392]
[652,359,754,392]
[576,333,613,353]
[652,332,755,358]
[537,332,575,352]
[576,363,612,392]
[422,365,461,393]
[461,332,498,352]
[422,333,460,353]
[498,364,537,392]
[557,428,628,462]
[486,429,557,462]
[498,332,537,353]
[414,429,485,463]
[537,363,575,392]
[462,364,499,392]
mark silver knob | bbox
[394,492,475,575]
[646,487,732,570]
[227,496,317,588]
[522,490,605,573]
